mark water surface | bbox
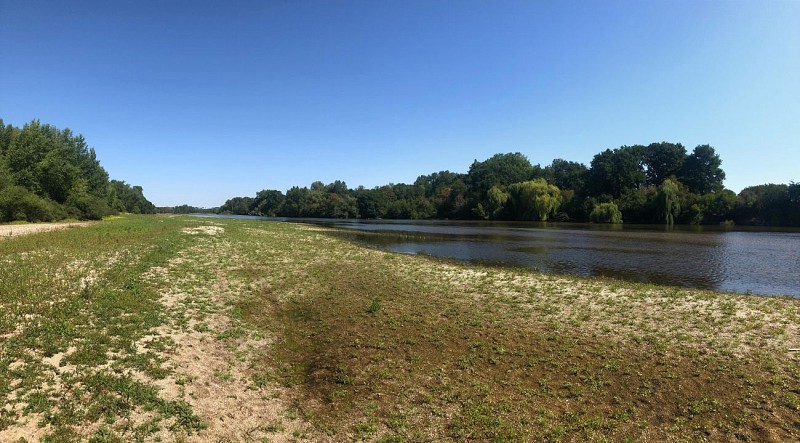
[308,219,800,297]
[194,215,800,297]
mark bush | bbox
[0,185,67,222]
[66,192,113,220]
[589,202,623,224]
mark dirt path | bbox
[0,221,93,239]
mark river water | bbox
[195,215,800,297]
[310,219,800,297]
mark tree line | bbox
[0,119,156,222]
[218,143,799,226]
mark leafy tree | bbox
[414,171,466,198]
[433,180,470,219]
[685,190,736,224]
[643,142,686,186]
[253,190,285,216]
[544,159,587,193]
[386,197,435,219]
[327,180,349,194]
[586,146,646,198]
[108,180,156,214]
[589,202,623,224]
[657,178,682,225]
[0,119,154,220]
[219,196,254,215]
[355,187,390,219]
[281,186,309,217]
[506,179,561,221]
[467,153,536,197]
[327,193,359,218]
[680,145,725,194]
[485,185,509,219]
[735,184,796,226]
[617,187,657,223]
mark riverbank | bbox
[0,221,93,239]
[1,215,798,442]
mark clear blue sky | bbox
[1,0,798,207]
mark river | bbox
[195,215,800,297]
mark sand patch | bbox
[181,226,224,236]
[0,221,92,239]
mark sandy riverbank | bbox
[0,221,93,239]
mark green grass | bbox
[2,215,799,442]
[0,216,204,441]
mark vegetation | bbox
[2,215,799,442]
[219,142,799,226]
[0,118,155,223]
[156,205,217,214]
[589,202,623,224]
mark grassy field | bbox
[1,215,798,442]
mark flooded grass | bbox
[2,215,799,442]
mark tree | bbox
[685,189,736,224]
[253,190,285,216]
[589,202,623,224]
[657,178,682,225]
[506,179,561,221]
[643,142,686,186]
[680,145,725,194]
[327,180,348,194]
[617,186,657,223]
[586,146,646,198]
[467,153,536,197]
[219,196,253,215]
[485,185,509,219]
[544,159,587,193]
[355,187,390,219]
[0,119,154,220]
[735,184,794,226]
[281,186,309,217]
[327,193,359,218]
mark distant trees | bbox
[108,180,156,214]
[0,118,155,222]
[216,142,796,227]
[735,183,800,226]
[159,204,215,214]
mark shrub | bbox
[0,185,67,222]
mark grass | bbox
[2,215,799,442]
[1,216,203,441]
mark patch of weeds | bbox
[366,299,381,314]
[353,420,378,440]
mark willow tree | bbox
[486,185,509,219]
[589,202,623,224]
[658,178,681,225]
[507,179,561,221]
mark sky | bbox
[1,0,798,208]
